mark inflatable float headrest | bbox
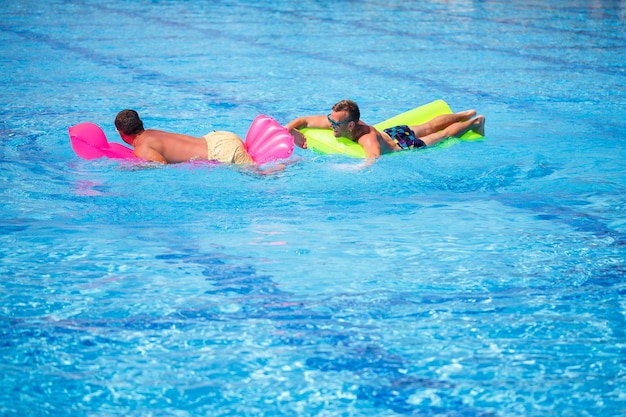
[68,122,137,160]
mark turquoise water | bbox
[1,0,625,416]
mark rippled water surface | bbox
[1,1,625,416]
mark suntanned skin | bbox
[286,107,485,159]
[118,129,210,164]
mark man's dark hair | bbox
[115,109,144,135]
[332,100,360,122]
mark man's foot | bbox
[457,109,477,121]
[471,115,485,136]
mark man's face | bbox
[327,110,352,138]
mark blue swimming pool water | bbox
[1,0,625,415]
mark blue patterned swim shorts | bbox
[383,125,427,150]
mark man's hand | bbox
[290,129,307,149]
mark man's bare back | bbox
[132,130,208,164]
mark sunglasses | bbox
[327,114,352,129]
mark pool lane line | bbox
[87,2,626,99]
[66,3,541,104]
[1,2,623,117]
[0,22,240,108]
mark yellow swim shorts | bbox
[203,131,253,164]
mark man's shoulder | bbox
[357,123,381,139]
[142,129,178,142]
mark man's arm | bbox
[285,115,329,131]
[285,115,329,149]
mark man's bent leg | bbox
[410,110,477,137]
[419,115,485,147]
